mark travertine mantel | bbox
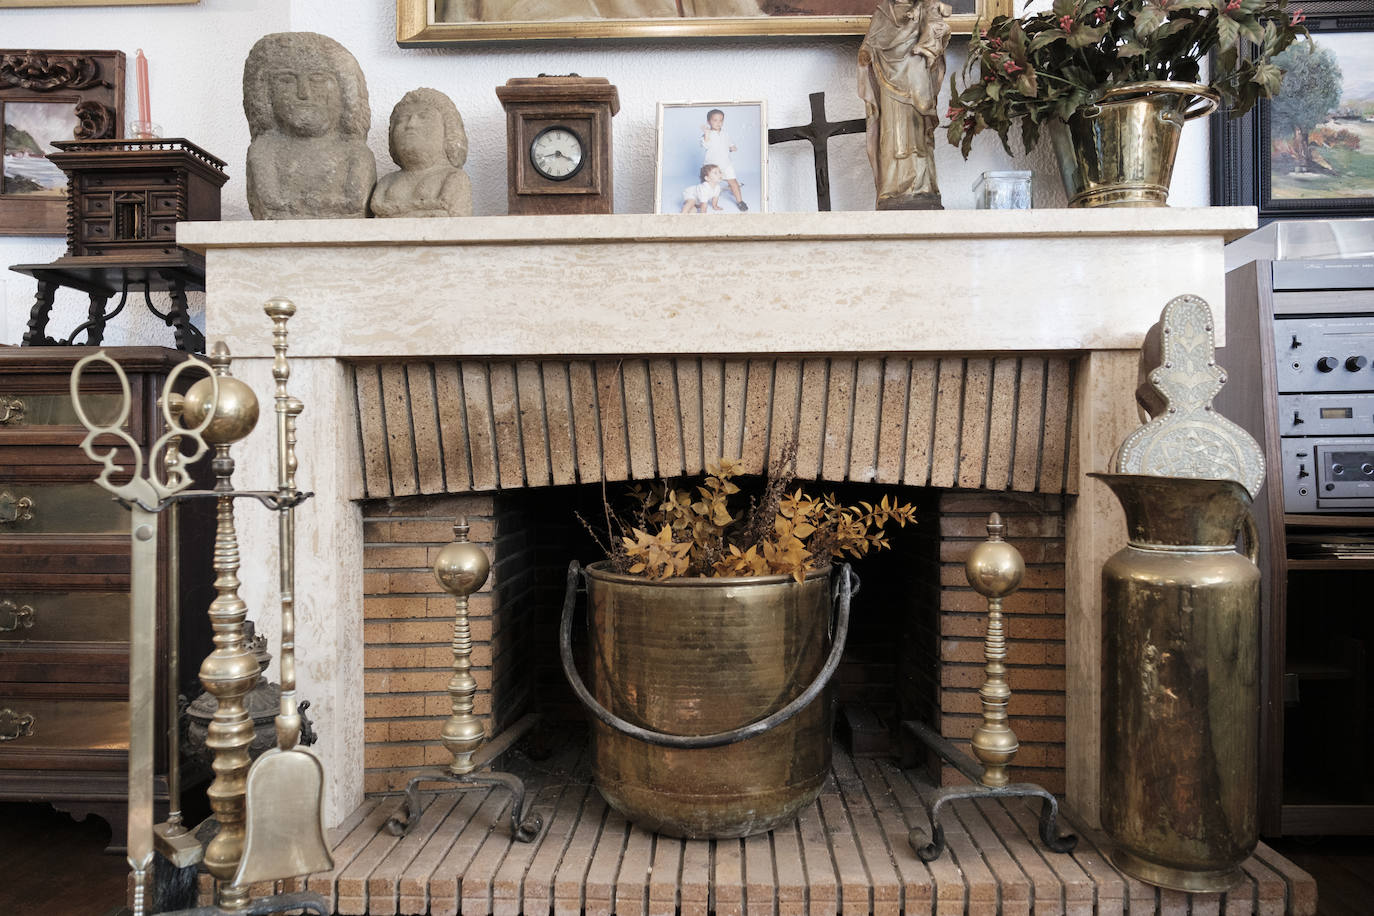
[184,208,1256,829]
[181,209,1256,359]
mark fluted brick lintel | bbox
[354,356,1076,500]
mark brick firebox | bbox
[359,484,1068,799]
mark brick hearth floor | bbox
[223,743,1315,916]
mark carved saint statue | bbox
[243,32,377,220]
[371,89,472,219]
[857,0,952,210]
[439,0,763,19]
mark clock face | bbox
[529,126,586,181]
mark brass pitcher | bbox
[1095,473,1260,893]
[1048,81,1218,207]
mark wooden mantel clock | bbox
[496,75,619,215]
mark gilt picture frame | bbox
[1211,1,1374,222]
[1,49,124,236]
[655,100,767,215]
[0,1,197,7]
[397,0,1012,45]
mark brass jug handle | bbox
[1238,511,1261,566]
[559,561,856,751]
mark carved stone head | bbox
[243,32,370,141]
[389,87,467,171]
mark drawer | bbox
[0,483,130,535]
[0,644,130,684]
[0,391,123,431]
[0,592,129,644]
[0,698,127,771]
[0,536,130,590]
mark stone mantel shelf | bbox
[188,205,1254,828]
[181,207,1256,360]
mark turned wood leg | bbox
[22,280,59,347]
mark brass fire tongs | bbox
[70,352,217,916]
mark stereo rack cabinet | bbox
[0,346,211,849]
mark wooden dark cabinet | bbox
[0,346,212,848]
[1219,261,1374,836]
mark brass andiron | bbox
[385,518,544,842]
[903,513,1077,862]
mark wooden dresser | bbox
[0,346,211,848]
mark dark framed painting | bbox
[1,49,124,236]
[1212,1,1374,221]
[397,0,1014,45]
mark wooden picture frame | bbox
[1211,1,1374,222]
[1,49,124,236]
[655,100,767,214]
[397,0,1012,45]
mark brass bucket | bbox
[1049,81,1218,208]
[560,561,853,838]
[1094,473,1260,892]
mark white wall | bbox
[2,0,1211,345]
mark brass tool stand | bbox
[905,513,1077,862]
[385,519,543,842]
[72,302,331,916]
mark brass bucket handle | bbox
[1238,510,1260,566]
[1094,81,1219,121]
[559,561,856,750]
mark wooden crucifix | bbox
[768,91,867,212]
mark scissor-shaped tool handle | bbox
[69,351,216,508]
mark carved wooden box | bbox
[48,138,227,261]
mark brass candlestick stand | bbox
[385,519,543,842]
[71,300,331,916]
[904,513,1077,862]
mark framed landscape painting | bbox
[1212,3,1374,221]
[0,49,124,235]
[397,0,1012,45]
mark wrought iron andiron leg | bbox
[383,518,543,844]
[389,768,541,841]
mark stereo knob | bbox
[1298,464,1310,479]
[1348,355,1368,372]
[1291,334,1303,349]
[1317,356,1339,372]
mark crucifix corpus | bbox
[768,91,866,212]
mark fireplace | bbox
[349,352,1077,801]
[181,207,1255,835]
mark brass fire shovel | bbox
[234,300,333,888]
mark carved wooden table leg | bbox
[23,280,59,346]
[82,292,111,345]
[161,272,206,353]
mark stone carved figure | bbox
[371,88,472,219]
[243,32,377,220]
[858,0,952,210]
[440,0,763,19]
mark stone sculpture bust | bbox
[371,88,472,219]
[243,32,377,220]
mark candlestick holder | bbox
[384,518,544,843]
[903,513,1078,862]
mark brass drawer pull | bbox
[0,397,24,426]
[0,600,34,632]
[0,708,35,741]
[0,492,34,525]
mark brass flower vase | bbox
[1095,472,1260,893]
[1049,81,1218,207]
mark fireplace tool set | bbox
[70,298,333,915]
[903,513,1078,862]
